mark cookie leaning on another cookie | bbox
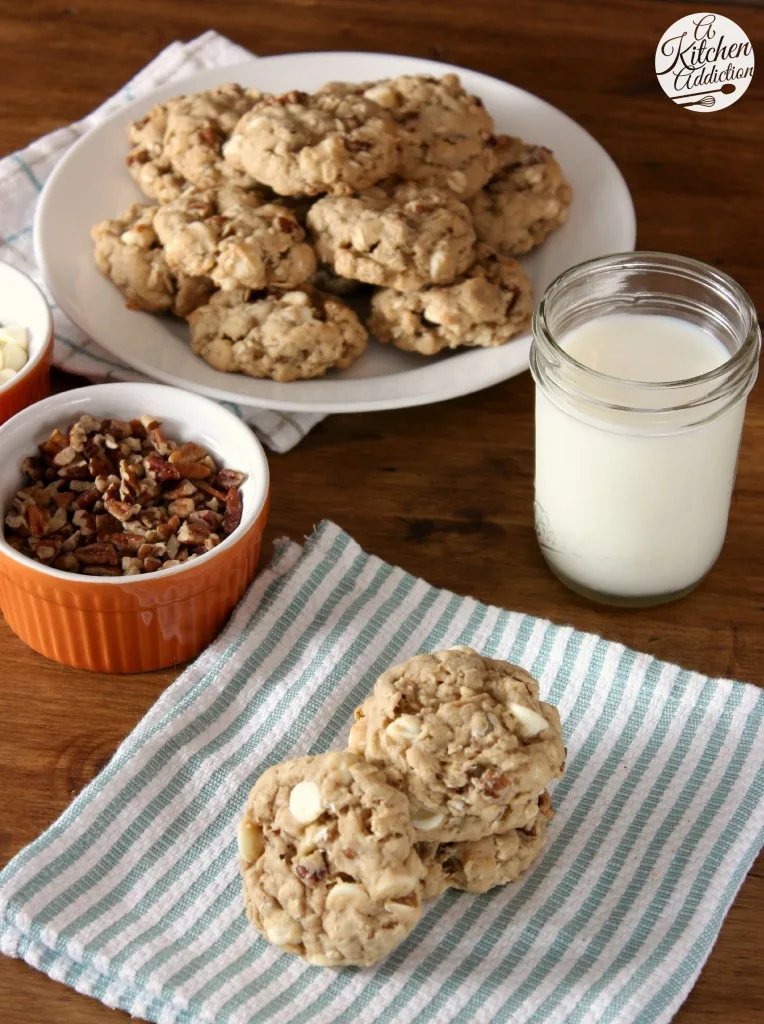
[126,85,264,203]
[307,182,476,291]
[348,646,566,843]
[153,186,316,292]
[238,751,424,967]
[469,135,572,256]
[417,791,553,899]
[91,202,214,317]
[187,287,367,382]
[223,89,401,197]
[369,243,532,355]
[362,74,497,199]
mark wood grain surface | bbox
[0,1,762,1021]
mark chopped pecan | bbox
[168,497,196,518]
[74,542,118,566]
[27,505,48,537]
[215,468,246,490]
[478,769,510,799]
[222,486,243,534]
[5,415,245,576]
[144,452,180,481]
[72,488,100,510]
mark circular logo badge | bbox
[655,12,754,111]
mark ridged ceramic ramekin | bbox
[0,262,53,424]
[0,382,270,673]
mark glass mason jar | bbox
[530,252,761,608]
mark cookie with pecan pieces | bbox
[91,203,213,316]
[348,646,565,843]
[239,751,423,967]
[468,135,572,255]
[153,186,316,292]
[223,89,400,196]
[187,287,367,382]
[369,244,532,355]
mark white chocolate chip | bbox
[264,910,301,946]
[1,342,26,372]
[325,882,367,911]
[412,810,445,831]
[509,702,550,739]
[429,249,449,280]
[237,817,264,864]
[385,714,422,745]
[288,780,323,824]
[0,325,27,348]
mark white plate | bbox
[35,51,636,414]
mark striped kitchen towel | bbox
[0,30,324,453]
[0,521,762,1024]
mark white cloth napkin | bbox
[0,30,324,453]
[0,521,762,1024]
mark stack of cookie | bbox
[238,646,566,967]
[91,74,571,381]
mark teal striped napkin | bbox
[1,521,762,1024]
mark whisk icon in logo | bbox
[655,12,754,111]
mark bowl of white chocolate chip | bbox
[237,646,566,968]
[0,262,53,425]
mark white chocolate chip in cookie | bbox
[264,910,302,946]
[326,882,368,911]
[237,818,264,864]
[412,810,445,831]
[385,714,422,745]
[289,780,324,824]
[509,703,550,739]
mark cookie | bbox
[126,103,187,205]
[153,186,316,292]
[238,751,423,967]
[126,85,262,202]
[369,244,532,355]
[223,90,400,196]
[162,84,264,191]
[91,202,213,317]
[468,136,572,255]
[348,646,565,843]
[307,183,476,291]
[357,74,496,199]
[187,287,367,382]
[418,791,553,899]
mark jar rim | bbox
[534,250,760,392]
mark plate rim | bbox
[34,50,637,414]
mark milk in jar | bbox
[530,253,760,607]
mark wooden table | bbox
[0,1,762,1020]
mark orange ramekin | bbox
[0,262,53,424]
[0,383,270,673]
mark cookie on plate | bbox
[238,751,424,967]
[126,103,187,205]
[187,287,367,382]
[223,89,400,196]
[126,85,263,202]
[355,74,497,199]
[153,186,316,292]
[91,202,213,316]
[307,183,476,291]
[369,244,532,355]
[348,646,566,843]
[417,791,553,899]
[468,136,572,255]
